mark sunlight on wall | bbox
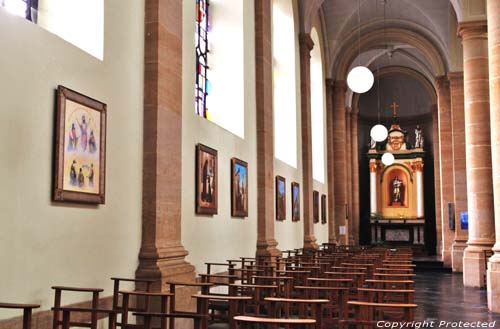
[310,28,325,183]
[38,0,104,60]
[207,0,245,138]
[2,0,27,18]
[272,0,297,167]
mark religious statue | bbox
[369,137,376,150]
[392,176,403,204]
[414,125,424,148]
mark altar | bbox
[367,103,425,245]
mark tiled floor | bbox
[414,271,500,323]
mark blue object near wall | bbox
[460,211,468,230]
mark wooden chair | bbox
[234,315,316,329]
[58,307,118,329]
[340,301,417,328]
[294,286,349,327]
[264,297,328,329]
[120,290,205,329]
[193,294,252,329]
[51,286,106,329]
[0,302,40,329]
[166,281,213,329]
[110,277,155,317]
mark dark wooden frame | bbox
[53,85,107,204]
[321,194,327,224]
[196,143,218,215]
[291,182,300,222]
[231,157,248,218]
[313,191,319,223]
[275,175,286,221]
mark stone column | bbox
[415,161,424,218]
[432,104,443,256]
[351,107,360,245]
[487,0,500,312]
[459,20,495,288]
[255,0,281,257]
[299,33,319,250]
[136,0,195,289]
[333,81,348,245]
[326,79,337,244]
[369,161,378,214]
[436,75,455,268]
[449,72,468,273]
[345,106,353,244]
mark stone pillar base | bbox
[442,248,452,268]
[256,238,281,257]
[487,255,500,312]
[452,240,467,272]
[304,235,319,250]
[463,245,491,288]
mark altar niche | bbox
[368,116,425,246]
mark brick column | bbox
[299,33,319,250]
[432,104,443,256]
[326,79,337,244]
[255,0,281,257]
[345,106,353,244]
[448,72,468,273]
[459,20,495,288]
[136,0,195,289]
[351,107,360,245]
[436,75,455,268]
[487,0,500,312]
[333,81,348,245]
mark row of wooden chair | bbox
[1,245,417,329]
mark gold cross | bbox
[390,101,399,116]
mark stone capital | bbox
[458,20,488,40]
[435,75,450,89]
[299,33,314,53]
[333,80,347,93]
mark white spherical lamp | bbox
[347,66,374,93]
[370,124,388,142]
[382,152,395,166]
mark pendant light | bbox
[382,152,395,166]
[347,0,374,94]
[370,0,388,142]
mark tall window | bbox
[1,0,38,21]
[272,0,297,167]
[194,0,245,138]
[310,28,325,183]
[1,0,104,59]
[195,0,210,118]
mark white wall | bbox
[274,0,305,251]
[0,0,143,319]
[181,0,258,274]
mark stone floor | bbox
[414,271,500,323]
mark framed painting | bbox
[321,194,327,224]
[196,143,218,214]
[313,191,319,223]
[231,157,248,218]
[291,182,300,222]
[53,86,106,204]
[276,175,286,221]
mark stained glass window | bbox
[195,0,210,118]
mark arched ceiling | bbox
[299,0,463,81]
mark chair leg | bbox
[61,311,70,329]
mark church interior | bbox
[1,0,500,328]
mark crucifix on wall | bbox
[390,101,399,117]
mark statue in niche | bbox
[415,125,424,148]
[369,137,377,150]
[392,176,403,204]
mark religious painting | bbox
[231,158,248,218]
[386,168,408,207]
[291,182,300,222]
[321,194,327,224]
[53,86,106,204]
[313,191,319,223]
[196,143,218,214]
[276,176,286,221]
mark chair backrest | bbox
[0,303,40,329]
[51,286,103,329]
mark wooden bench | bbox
[234,315,316,328]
